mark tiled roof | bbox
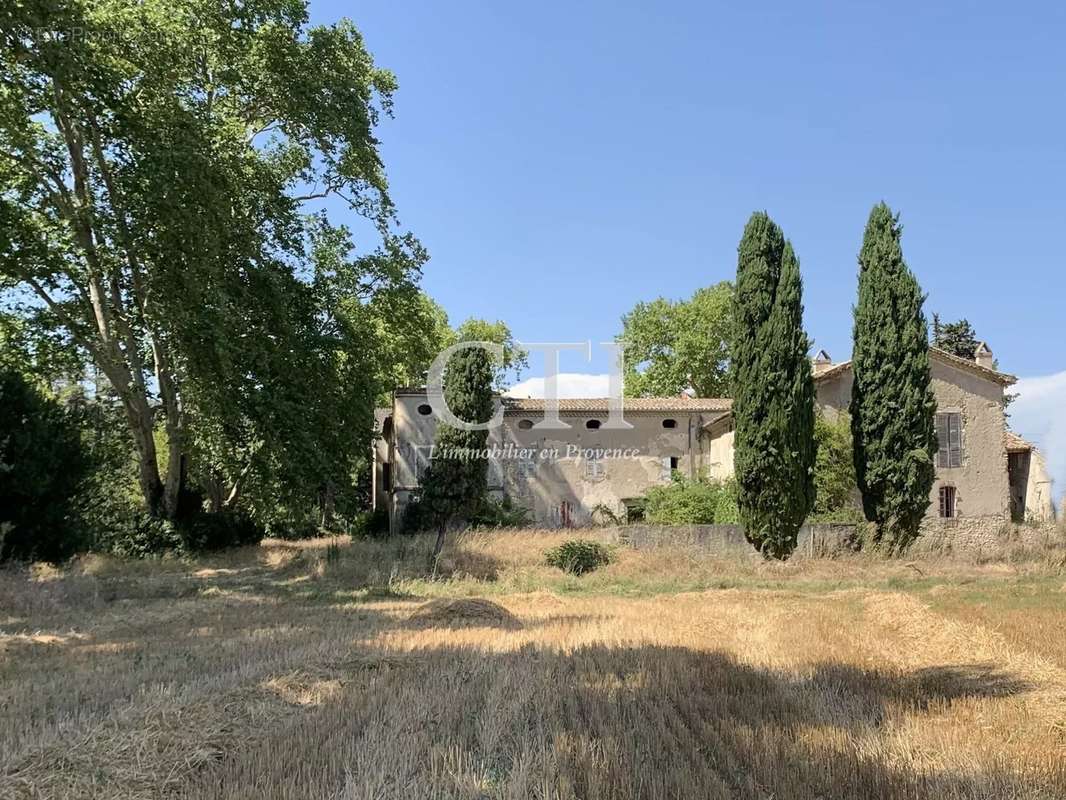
[502,397,733,413]
[1004,431,1033,453]
[812,347,1017,387]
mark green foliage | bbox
[95,510,186,560]
[351,507,391,539]
[618,282,734,398]
[544,539,614,576]
[931,315,979,360]
[850,204,938,552]
[419,346,495,533]
[0,0,420,524]
[0,366,89,562]
[644,474,723,525]
[453,318,529,390]
[714,479,742,524]
[811,413,861,521]
[469,497,533,529]
[179,511,264,552]
[732,213,816,559]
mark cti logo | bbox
[425,341,633,432]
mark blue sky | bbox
[311,1,1065,489]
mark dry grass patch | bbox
[1,529,1065,799]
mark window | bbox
[936,412,963,468]
[938,485,957,518]
[517,419,534,430]
[414,445,433,481]
[416,403,432,416]
[662,418,677,429]
[660,456,680,481]
[512,459,535,498]
[585,456,605,480]
[585,419,602,430]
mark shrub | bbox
[0,368,90,562]
[180,510,264,551]
[351,506,390,539]
[644,474,723,525]
[545,539,613,575]
[714,479,741,524]
[809,412,864,524]
[470,497,532,529]
[98,510,186,559]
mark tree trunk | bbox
[118,391,165,515]
[430,521,447,575]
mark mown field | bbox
[2,530,1066,799]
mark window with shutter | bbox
[936,413,963,468]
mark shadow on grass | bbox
[178,641,1052,800]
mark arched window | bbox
[585,419,602,430]
[517,419,534,430]
[662,418,677,429]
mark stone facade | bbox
[374,392,731,532]
[373,346,1047,535]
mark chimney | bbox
[812,349,833,375]
[974,341,994,370]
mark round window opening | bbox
[585,419,602,430]
[662,418,678,429]
[416,403,433,416]
[517,419,534,430]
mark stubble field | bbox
[2,529,1065,799]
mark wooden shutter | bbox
[948,414,963,468]
[936,414,950,467]
[936,413,963,468]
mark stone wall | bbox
[602,523,859,558]
[911,518,1064,555]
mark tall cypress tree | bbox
[733,212,816,559]
[420,345,495,566]
[850,203,937,552]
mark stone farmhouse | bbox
[373,344,1054,536]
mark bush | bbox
[644,474,724,525]
[470,497,532,529]
[351,506,390,539]
[810,413,863,523]
[0,368,90,562]
[98,510,186,559]
[545,539,613,575]
[180,510,264,551]
[714,479,741,524]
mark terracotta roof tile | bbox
[1004,431,1032,453]
[502,397,732,413]
[812,347,1017,387]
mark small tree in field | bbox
[850,203,937,552]
[732,212,816,559]
[419,345,494,568]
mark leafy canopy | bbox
[618,282,733,398]
[0,0,422,524]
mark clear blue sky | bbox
[311,0,1065,379]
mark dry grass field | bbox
[2,529,1066,799]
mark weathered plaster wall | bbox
[385,389,731,528]
[813,360,1010,520]
[1025,448,1056,522]
[494,410,723,525]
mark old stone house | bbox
[373,344,1054,533]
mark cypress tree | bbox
[419,345,495,567]
[732,212,816,559]
[850,203,938,552]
